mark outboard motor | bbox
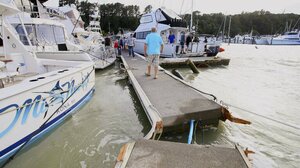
[206,46,219,57]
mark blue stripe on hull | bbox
[0,87,95,164]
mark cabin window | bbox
[53,26,65,44]
[140,15,153,24]
[13,24,66,46]
[0,38,3,47]
[136,31,151,39]
[36,25,66,45]
[36,24,56,45]
[14,24,36,45]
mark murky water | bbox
[178,44,300,168]
[5,63,151,168]
[5,44,300,168]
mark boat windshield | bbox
[13,24,66,46]
[140,15,153,24]
[285,32,298,35]
[14,24,35,45]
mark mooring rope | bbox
[163,70,217,101]
[224,102,300,130]
[79,50,114,64]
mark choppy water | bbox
[5,44,300,168]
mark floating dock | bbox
[121,53,226,138]
[160,56,230,68]
[118,53,252,167]
[115,139,251,168]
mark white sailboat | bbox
[0,0,95,165]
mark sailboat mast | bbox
[222,15,227,41]
[227,16,232,39]
[190,0,193,32]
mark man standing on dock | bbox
[144,27,164,79]
[127,34,135,57]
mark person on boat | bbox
[168,32,176,44]
[144,27,164,79]
[186,33,192,51]
[104,36,111,47]
[180,32,186,54]
[204,36,208,43]
[161,32,168,43]
[204,36,208,52]
[127,34,135,57]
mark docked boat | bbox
[233,34,254,44]
[51,4,116,69]
[255,36,270,45]
[268,30,300,45]
[133,8,221,57]
[0,1,95,165]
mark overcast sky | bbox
[45,0,300,15]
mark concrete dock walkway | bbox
[121,53,224,136]
[115,139,251,168]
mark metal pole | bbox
[1,16,6,59]
[227,16,232,44]
[222,15,227,41]
[190,0,193,32]
[188,120,195,144]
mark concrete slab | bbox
[122,53,222,130]
[115,140,251,168]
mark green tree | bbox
[59,0,77,7]
[144,5,152,14]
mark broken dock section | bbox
[160,56,230,68]
[115,140,251,168]
[121,54,225,138]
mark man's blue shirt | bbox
[145,32,163,55]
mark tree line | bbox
[186,10,300,37]
[59,1,300,37]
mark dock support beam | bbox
[171,69,184,80]
[185,59,199,73]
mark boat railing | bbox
[46,7,66,19]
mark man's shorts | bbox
[147,54,160,66]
